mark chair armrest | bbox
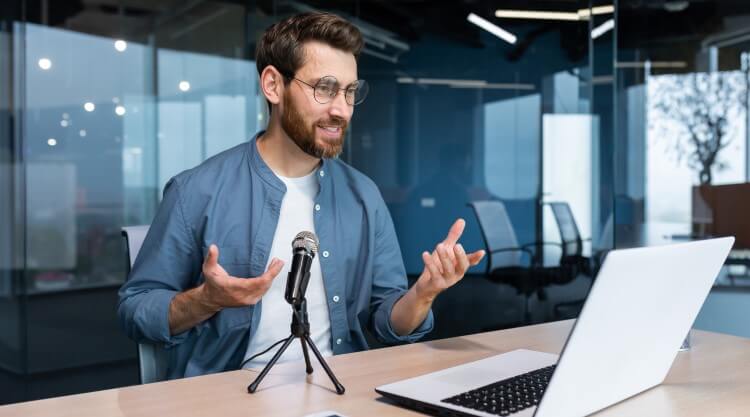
[490,247,535,257]
[486,247,535,275]
[520,241,563,250]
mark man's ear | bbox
[259,65,286,106]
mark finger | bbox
[442,218,466,246]
[422,251,442,281]
[431,250,444,274]
[438,244,456,279]
[203,244,219,267]
[261,258,285,281]
[454,244,470,274]
[203,245,228,279]
[467,250,486,266]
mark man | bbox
[118,12,485,379]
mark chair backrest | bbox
[122,225,168,384]
[548,202,583,257]
[468,200,525,272]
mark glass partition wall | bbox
[0,0,616,403]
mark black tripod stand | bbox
[247,299,345,394]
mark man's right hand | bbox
[198,244,285,311]
[168,244,284,335]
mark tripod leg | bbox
[300,338,314,374]
[304,335,345,395]
[248,334,296,393]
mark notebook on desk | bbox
[376,237,734,417]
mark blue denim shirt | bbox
[117,132,434,379]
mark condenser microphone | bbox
[284,231,319,306]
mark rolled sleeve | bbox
[117,177,202,347]
[372,290,434,343]
[368,191,434,344]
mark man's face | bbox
[280,41,357,159]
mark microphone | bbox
[284,231,319,306]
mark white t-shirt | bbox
[243,169,333,368]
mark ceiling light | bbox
[495,10,579,21]
[496,5,614,21]
[179,81,191,92]
[79,129,87,137]
[467,13,517,45]
[60,120,69,127]
[84,102,95,112]
[577,5,615,19]
[38,58,52,70]
[115,105,126,116]
[114,40,128,52]
[47,138,57,147]
[591,19,615,39]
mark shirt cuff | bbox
[132,289,193,348]
[373,291,435,344]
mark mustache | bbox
[316,117,347,128]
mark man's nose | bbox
[328,91,352,120]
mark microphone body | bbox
[284,231,319,306]
[285,247,313,305]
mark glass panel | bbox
[615,0,750,290]
[0,10,23,377]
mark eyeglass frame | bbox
[282,74,369,106]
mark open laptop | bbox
[376,237,734,417]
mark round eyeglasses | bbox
[288,75,369,106]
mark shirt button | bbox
[315,204,321,211]
[319,170,325,177]
[322,250,330,258]
[332,295,340,303]
[336,338,342,345]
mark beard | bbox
[281,91,348,159]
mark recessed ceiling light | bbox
[38,58,52,70]
[114,39,128,52]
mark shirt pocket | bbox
[200,245,254,277]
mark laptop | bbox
[376,237,734,417]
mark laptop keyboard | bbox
[441,365,556,416]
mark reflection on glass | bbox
[20,21,261,293]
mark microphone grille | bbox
[292,231,319,255]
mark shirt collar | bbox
[248,131,332,192]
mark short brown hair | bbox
[256,12,363,81]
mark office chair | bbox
[122,225,169,384]
[468,200,560,324]
[547,202,593,280]
[545,202,595,319]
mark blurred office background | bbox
[1,0,750,404]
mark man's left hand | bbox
[414,218,485,302]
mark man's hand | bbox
[414,218,485,302]
[390,218,485,336]
[198,244,284,310]
[168,245,284,335]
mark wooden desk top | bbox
[2,320,749,417]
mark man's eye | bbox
[318,84,336,95]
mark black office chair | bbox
[468,200,560,324]
[545,202,595,319]
[547,202,593,279]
